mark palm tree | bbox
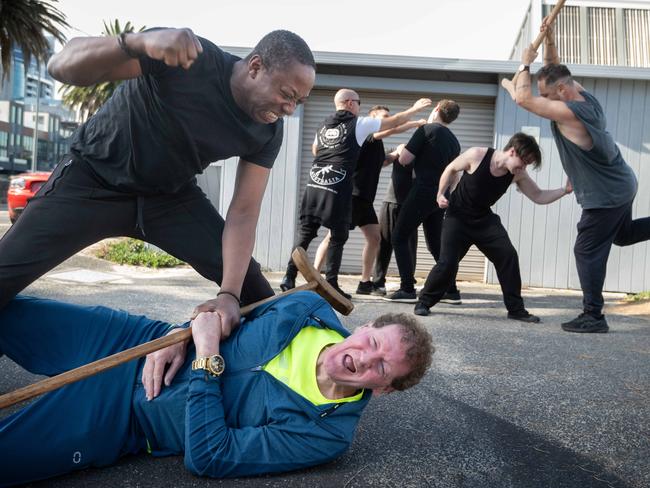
[60,20,145,120]
[0,0,68,80]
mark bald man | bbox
[281,90,432,297]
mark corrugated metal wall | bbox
[491,76,650,293]
[299,89,495,281]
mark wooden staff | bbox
[501,0,567,100]
[0,247,353,409]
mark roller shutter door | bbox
[299,88,495,281]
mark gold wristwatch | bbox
[192,354,225,377]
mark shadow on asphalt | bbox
[17,389,633,488]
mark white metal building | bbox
[199,49,650,294]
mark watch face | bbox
[208,355,225,375]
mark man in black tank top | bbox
[280,90,432,297]
[414,133,573,322]
[383,100,462,303]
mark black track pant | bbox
[392,188,458,293]
[373,201,417,287]
[419,212,525,313]
[0,154,274,309]
[575,202,650,316]
[285,220,349,285]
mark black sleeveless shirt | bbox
[448,148,514,218]
[300,111,360,227]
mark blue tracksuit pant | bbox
[0,296,171,486]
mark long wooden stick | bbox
[501,0,567,100]
[0,247,355,409]
[0,281,319,409]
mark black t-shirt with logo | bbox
[300,110,360,227]
[70,34,283,194]
[405,123,460,191]
[352,136,385,203]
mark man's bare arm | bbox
[514,47,575,123]
[192,161,270,337]
[48,28,203,86]
[542,16,560,66]
[373,119,426,141]
[378,99,432,131]
[436,148,481,208]
[515,171,572,204]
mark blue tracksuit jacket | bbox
[0,291,371,485]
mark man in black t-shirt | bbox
[280,90,432,297]
[384,100,462,303]
[0,29,315,346]
[312,105,425,295]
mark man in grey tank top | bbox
[514,17,650,334]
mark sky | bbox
[54,0,531,61]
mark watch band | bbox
[192,354,225,377]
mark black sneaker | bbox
[440,290,462,305]
[356,281,374,295]
[371,284,386,296]
[382,289,417,303]
[507,310,541,323]
[327,281,352,300]
[414,302,430,316]
[280,274,295,292]
[561,313,609,333]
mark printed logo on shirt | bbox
[318,123,348,149]
[72,451,82,464]
[310,165,347,186]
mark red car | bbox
[7,171,52,223]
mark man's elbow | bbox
[514,93,532,108]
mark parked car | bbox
[7,171,52,223]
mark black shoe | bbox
[507,310,541,323]
[414,302,430,316]
[382,289,417,303]
[327,280,352,300]
[371,284,386,296]
[280,274,295,292]
[356,281,374,295]
[440,290,462,305]
[561,313,609,333]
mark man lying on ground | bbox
[0,291,433,485]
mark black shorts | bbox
[350,195,378,229]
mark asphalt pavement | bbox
[0,210,648,488]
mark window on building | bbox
[588,7,617,65]
[551,5,582,64]
[625,9,650,68]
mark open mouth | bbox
[344,354,356,373]
[261,111,279,123]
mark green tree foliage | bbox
[0,0,69,80]
[60,20,145,120]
